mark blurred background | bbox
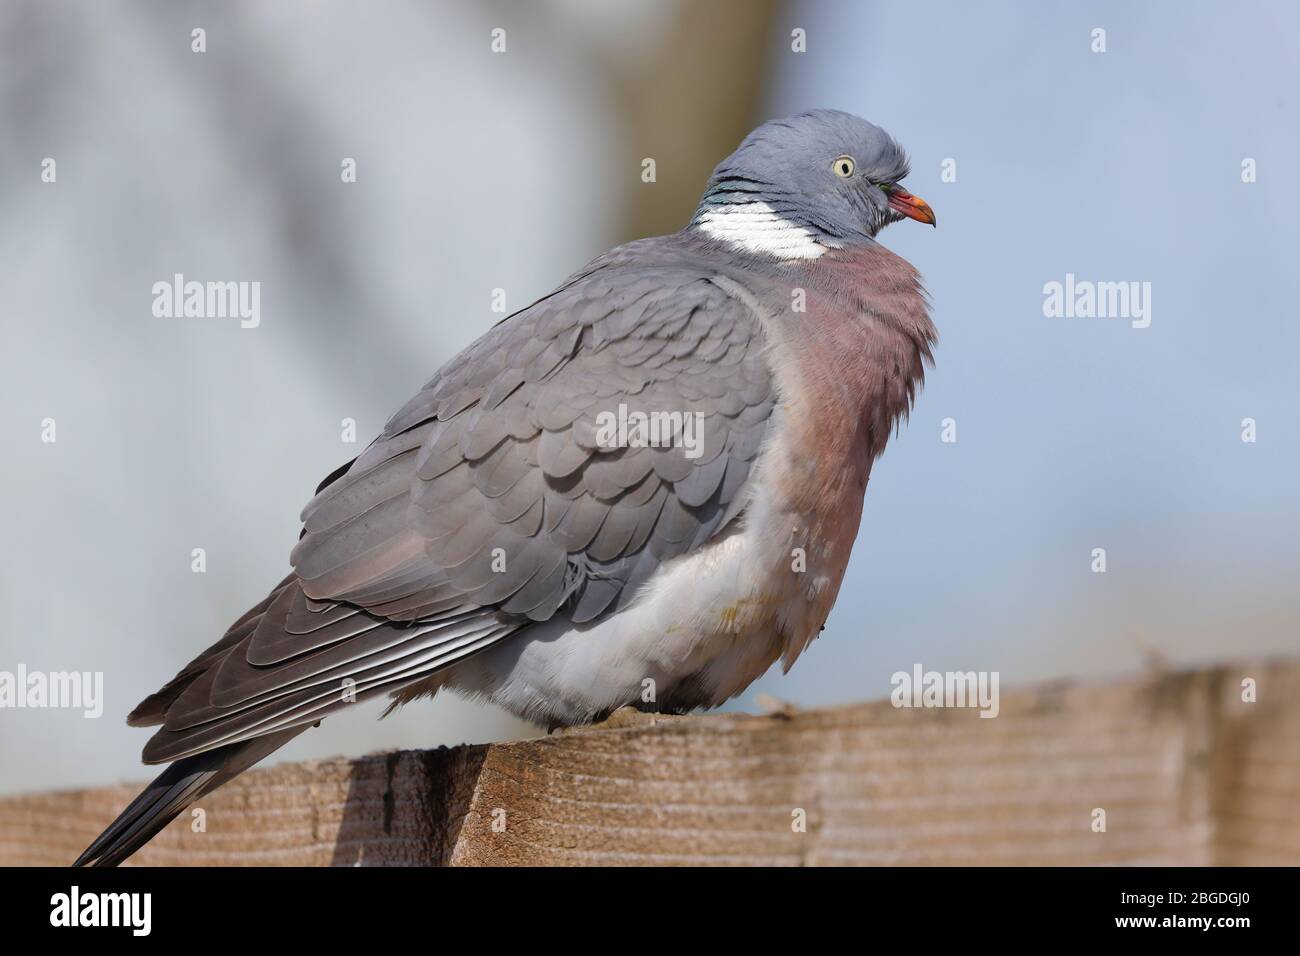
[1,0,1296,795]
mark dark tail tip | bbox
[73,756,220,867]
[74,728,306,866]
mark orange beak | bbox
[887,186,937,227]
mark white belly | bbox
[443,423,863,727]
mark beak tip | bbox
[888,188,937,229]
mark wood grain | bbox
[2,661,1296,866]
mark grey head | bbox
[691,109,935,250]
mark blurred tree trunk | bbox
[605,0,781,241]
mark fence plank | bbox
[2,661,1296,866]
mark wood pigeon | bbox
[76,108,937,866]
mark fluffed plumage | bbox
[76,109,937,866]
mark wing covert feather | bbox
[137,243,778,762]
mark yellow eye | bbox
[832,155,855,178]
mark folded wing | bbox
[132,247,777,763]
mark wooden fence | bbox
[1,661,1297,865]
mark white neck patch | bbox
[694,201,837,260]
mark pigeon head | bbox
[692,109,935,259]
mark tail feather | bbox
[73,729,303,867]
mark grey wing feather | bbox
[131,242,777,764]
